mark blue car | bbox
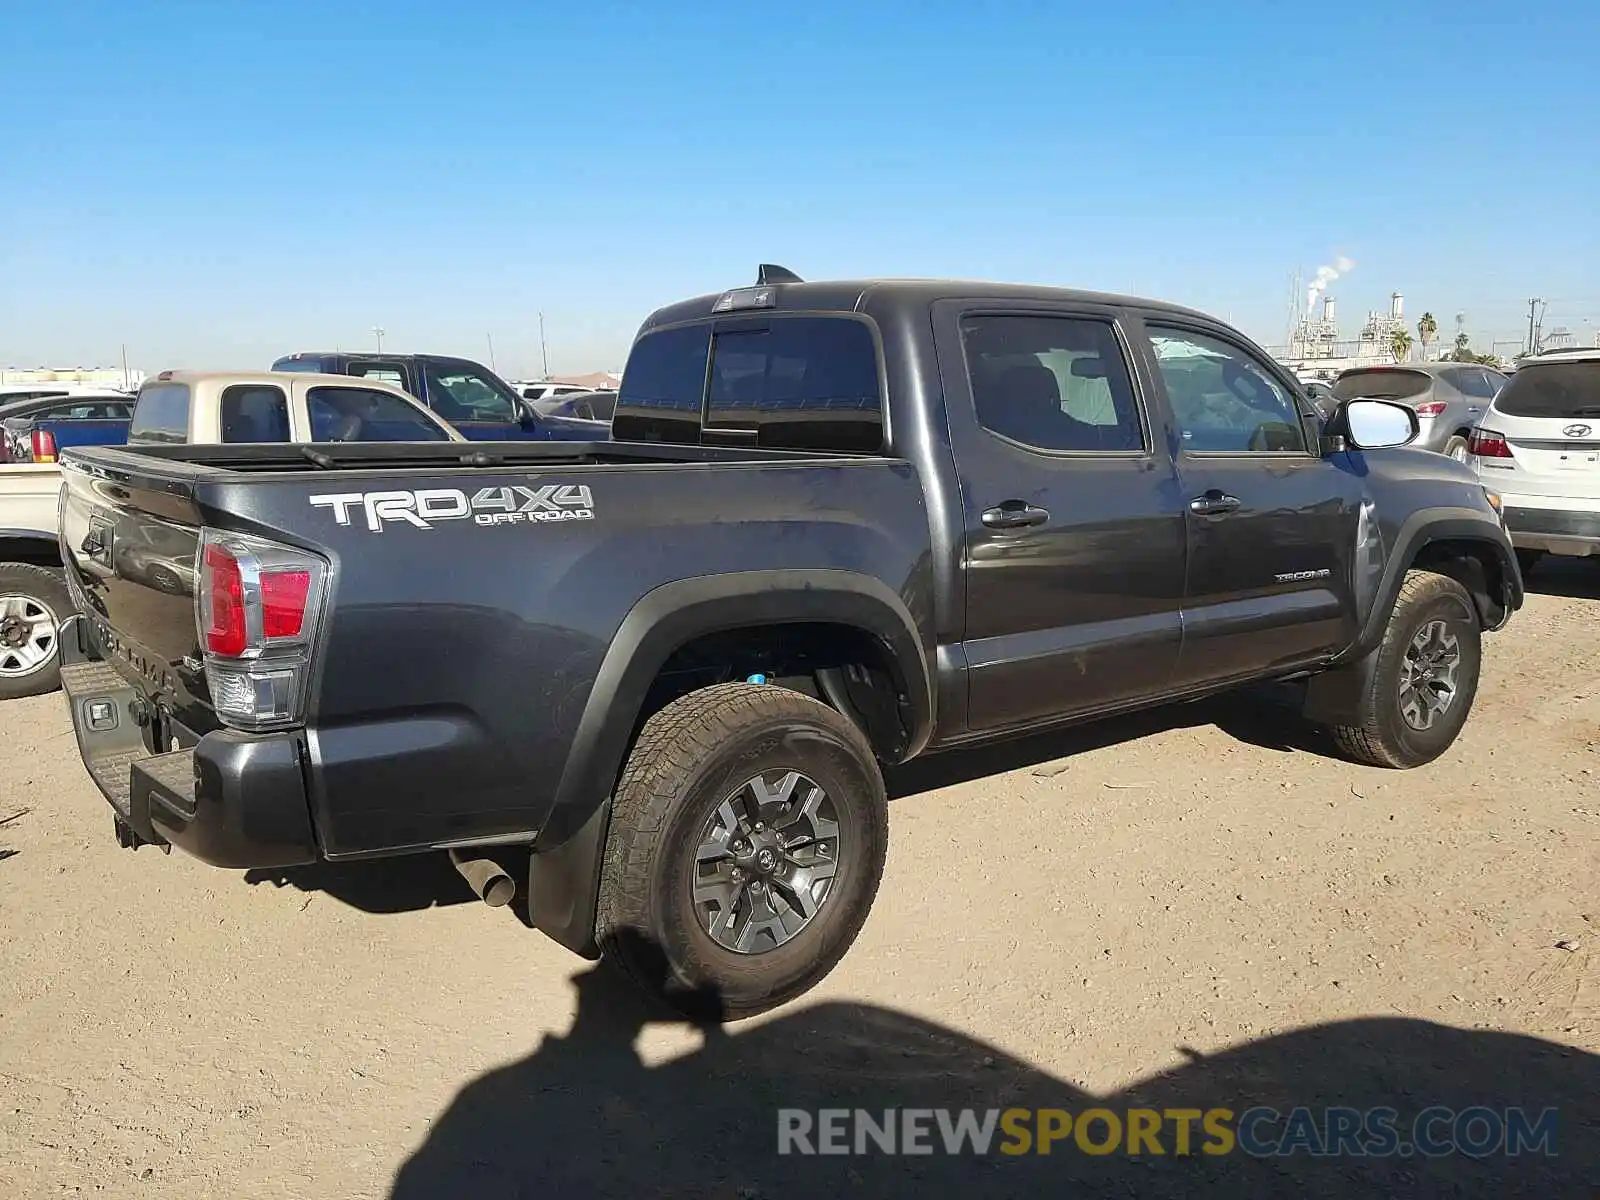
[270,352,609,442]
[0,393,133,462]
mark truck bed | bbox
[59,438,931,859]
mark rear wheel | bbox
[595,682,888,1020]
[1327,569,1481,769]
[0,564,71,701]
[1442,434,1470,462]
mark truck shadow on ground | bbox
[887,688,1325,800]
[388,927,1599,1199]
[1522,558,1600,601]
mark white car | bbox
[1467,349,1600,574]
[514,382,590,404]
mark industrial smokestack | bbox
[1391,292,1404,319]
[1323,295,1337,325]
[1305,255,1355,310]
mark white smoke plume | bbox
[1306,255,1355,310]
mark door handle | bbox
[1189,490,1241,516]
[982,501,1050,529]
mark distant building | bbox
[1280,291,1412,377]
[544,370,622,390]
[0,365,143,390]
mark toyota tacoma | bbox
[58,268,1520,1017]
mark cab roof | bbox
[638,275,1220,333]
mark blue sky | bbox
[4,0,1598,378]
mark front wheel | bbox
[595,682,888,1020]
[1327,569,1482,769]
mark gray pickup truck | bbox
[57,268,1520,1018]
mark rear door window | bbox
[220,385,291,443]
[1493,362,1600,419]
[961,314,1145,452]
[1452,367,1501,400]
[421,363,519,423]
[129,383,192,444]
[306,386,451,442]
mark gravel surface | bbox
[1,564,1596,1197]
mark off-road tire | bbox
[1329,569,1481,769]
[595,682,888,1021]
[0,563,72,701]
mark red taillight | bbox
[31,429,57,463]
[1468,428,1512,458]
[261,570,311,638]
[203,542,248,656]
[1415,401,1447,417]
[194,529,328,730]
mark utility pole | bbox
[372,325,386,353]
[1525,299,1542,356]
[486,333,497,374]
[120,343,130,391]
[538,311,549,378]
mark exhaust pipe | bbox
[449,849,516,907]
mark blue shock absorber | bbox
[746,673,767,685]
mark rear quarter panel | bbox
[212,457,932,856]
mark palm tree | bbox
[1390,328,1413,363]
[1417,312,1438,361]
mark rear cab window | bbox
[306,386,451,442]
[615,316,884,452]
[1493,361,1600,419]
[129,383,192,444]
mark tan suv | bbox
[127,370,466,446]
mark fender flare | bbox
[0,529,65,566]
[1349,506,1518,660]
[526,568,933,955]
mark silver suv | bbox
[1331,362,1509,459]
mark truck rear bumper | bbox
[61,632,318,869]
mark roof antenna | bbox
[756,264,803,285]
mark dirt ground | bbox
[2,564,1597,1198]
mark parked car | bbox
[1301,380,1338,420]
[272,352,608,441]
[0,392,133,463]
[535,389,618,423]
[516,382,591,404]
[126,369,465,447]
[1465,349,1600,574]
[58,268,1519,1018]
[1330,363,1508,460]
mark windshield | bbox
[1331,369,1431,401]
[1493,361,1600,419]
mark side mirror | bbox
[1324,398,1418,452]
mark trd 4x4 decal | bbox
[309,485,594,531]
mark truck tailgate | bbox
[59,458,214,726]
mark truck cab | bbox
[270,352,607,441]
